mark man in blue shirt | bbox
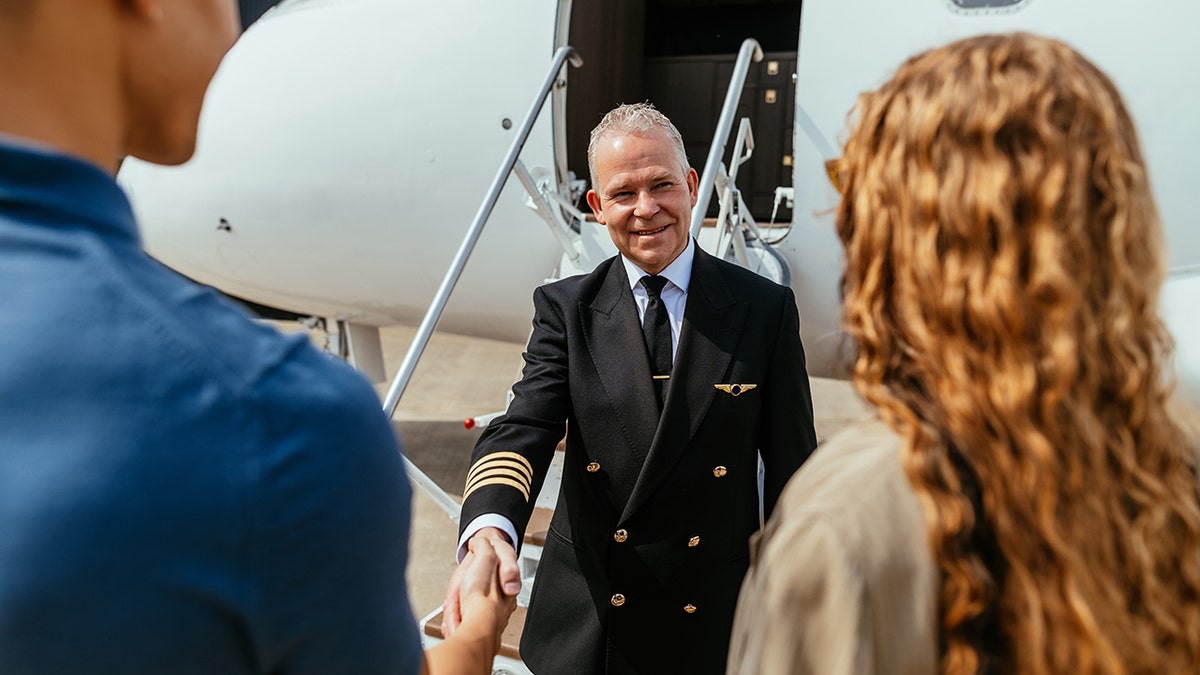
[0,2,510,672]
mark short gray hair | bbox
[587,102,690,189]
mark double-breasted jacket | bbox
[459,245,818,674]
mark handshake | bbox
[426,527,521,674]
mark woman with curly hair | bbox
[727,32,1200,675]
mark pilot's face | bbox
[586,130,698,275]
[123,0,240,165]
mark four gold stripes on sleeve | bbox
[462,451,535,502]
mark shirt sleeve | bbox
[457,514,518,562]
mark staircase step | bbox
[424,605,527,661]
[524,506,554,548]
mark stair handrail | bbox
[690,38,763,240]
[380,46,583,521]
[711,117,755,263]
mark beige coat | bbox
[726,417,939,674]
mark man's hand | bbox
[421,532,519,674]
[442,527,521,636]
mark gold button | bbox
[611,594,626,607]
[586,461,601,473]
[688,536,700,548]
[614,529,628,543]
[684,604,697,614]
[713,466,728,478]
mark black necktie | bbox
[641,275,673,405]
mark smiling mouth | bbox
[633,225,670,237]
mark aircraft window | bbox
[948,0,1031,10]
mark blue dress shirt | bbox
[0,139,422,674]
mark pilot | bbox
[441,102,819,674]
[0,1,510,673]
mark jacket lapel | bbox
[621,247,747,522]
[581,259,660,493]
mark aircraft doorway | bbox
[565,0,802,221]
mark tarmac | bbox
[358,323,873,619]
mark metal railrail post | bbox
[382,45,583,421]
[380,47,583,520]
[690,38,763,240]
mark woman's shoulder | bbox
[767,416,931,584]
[777,418,909,514]
[729,416,939,675]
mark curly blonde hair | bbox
[835,33,1200,674]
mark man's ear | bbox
[686,168,699,207]
[586,189,606,225]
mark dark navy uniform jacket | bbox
[459,246,819,674]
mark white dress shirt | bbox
[620,237,693,362]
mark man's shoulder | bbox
[122,259,383,420]
[167,284,402,465]
[696,249,793,302]
[127,264,308,389]
[537,255,621,303]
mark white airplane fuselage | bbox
[119,0,1200,402]
[120,0,567,342]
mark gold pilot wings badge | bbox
[714,383,757,397]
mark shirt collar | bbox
[621,237,695,294]
[0,135,139,245]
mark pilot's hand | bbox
[442,527,520,637]
[459,535,518,650]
